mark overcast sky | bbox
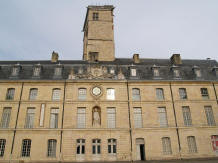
[0,0,218,61]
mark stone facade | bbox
[0,5,218,163]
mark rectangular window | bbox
[52,88,61,100]
[173,69,180,78]
[25,108,35,128]
[29,88,38,100]
[108,139,116,154]
[187,136,197,153]
[204,106,216,126]
[92,139,101,154]
[131,68,136,76]
[93,12,99,20]
[156,88,164,100]
[0,108,11,128]
[54,67,62,76]
[162,137,172,155]
[182,106,192,126]
[21,139,31,157]
[33,67,41,77]
[179,88,187,99]
[77,139,85,154]
[107,108,116,128]
[195,69,201,78]
[201,88,209,99]
[211,135,218,152]
[6,88,15,100]
[132,88,140,101]
[77,108,86,128]
[50,108,59,128]
[153,68,160,77]
[134,108,143,128]
[48,139,57,157]
[158,107,168,127]
[78,88,87,100]
[0,139,6,157]
[107,88,115,100]
[11,67,19,76]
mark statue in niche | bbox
[92,107,101,127]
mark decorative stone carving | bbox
[92,106,101,127]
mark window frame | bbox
[6,88,15,100]
[92,139,101,154]
[156,88,164,100]
[132,88,140,101]
[107,108,116,128]
[52,88,61,101]
[182,106,192,126]
[21,139,31,157]
[201,88,209,99]
[179,88,187,100]
[24,108,35,129]
[47,139,57,157]
[106,88,115,100]
[78,88,87,101]
[76,139,85,155]
[162,137,172,155]
[77,108,86,128]
[0,139,6,157]
[108,139,117,154]
[0,107,11,128]
[29,88,38,100]
[187,136,198,153]
[133,107,143,128]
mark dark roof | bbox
[0,58,217,81]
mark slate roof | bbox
[0,58,217,81]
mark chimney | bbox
[133,54,140,63]
[170,54,182,65]
[51,51,59,63]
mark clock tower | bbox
[83,5,115,62]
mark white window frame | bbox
[162,137,172,155]
[132,88,140,101]
[92,139,101,154]
[156,88,164,100]
[108,139,117,154]
[0,107,11,128]
[21,139,31,157]
[52,88,61,101]
[50,108,59,128]
[78,88,87,100]
[182,106,192,126]
[179,88,187,99]
[107,88,115,100]
[187,136,197,153]
[29,88,38,100]
[201,88,209,99]
[24,108,35,128]
[48,139,57,157]
[76,139,85,155]
[77,108,86,128]
[134,108,143,128]
[131,68,136,76]
[6,88,15,100]
[33,67,41,77]
[204,106,216,126]
[107,108,116,128]
[158,107,168,127]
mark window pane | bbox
[162,137,172,155]
[21,139,31,157]
[6,88,15,100]
[48,139,57,157]
[132,88,140,101]
[156,88,164,100]
[179,88,187,99]
[107,88,115,100]
[187,136,197,153]
[52,89,60,100]
[50,109,59,128]
[0,108,11,128]
[158,107,168,127]
[78,88,87,100]
[107,108,115,128]
[134,108,142,128]
[201,88,209,99]
[0,139,6,157]
[205,106,215,126]
[182,106,192,126]
[77,108,86,128]
[131,69,136,76]
[29,89,38,100]
[25,108,35,128]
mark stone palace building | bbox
[0,5,218,162]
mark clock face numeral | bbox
[92,87,101,96]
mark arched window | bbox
[132,88,140,101]
[29,88,38,100]
[52,88,61,100]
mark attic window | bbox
[54,67,62,77]
[131,68,136,76]
[93,12,99,20]
[193,68,201,78]
[153,68,160,77]
[11,66,20,77]
[33,66,41,77]
[173,69,180,78]
[110,68,115,74]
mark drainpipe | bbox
[60,80,67,162]
[126,81,133,162]
[169,82,182,159]
[10,81,24,162]
[212,82,218,105]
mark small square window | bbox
[93,13,99,20]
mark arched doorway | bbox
[136,138,145,161]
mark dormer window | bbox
[171,66,180,78]
[212,67,218,77]
[54,65,63,78]
[93,12,99,20]
[110,68,115,74]
[151,65,160,78]
[78,67,83,74]
[11,65,21,77]
[193,66,201,78]
[33,66,41,77]
[131,68,136,77]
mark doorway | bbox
[136,138,146,161]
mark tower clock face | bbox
[92,87,101,96]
